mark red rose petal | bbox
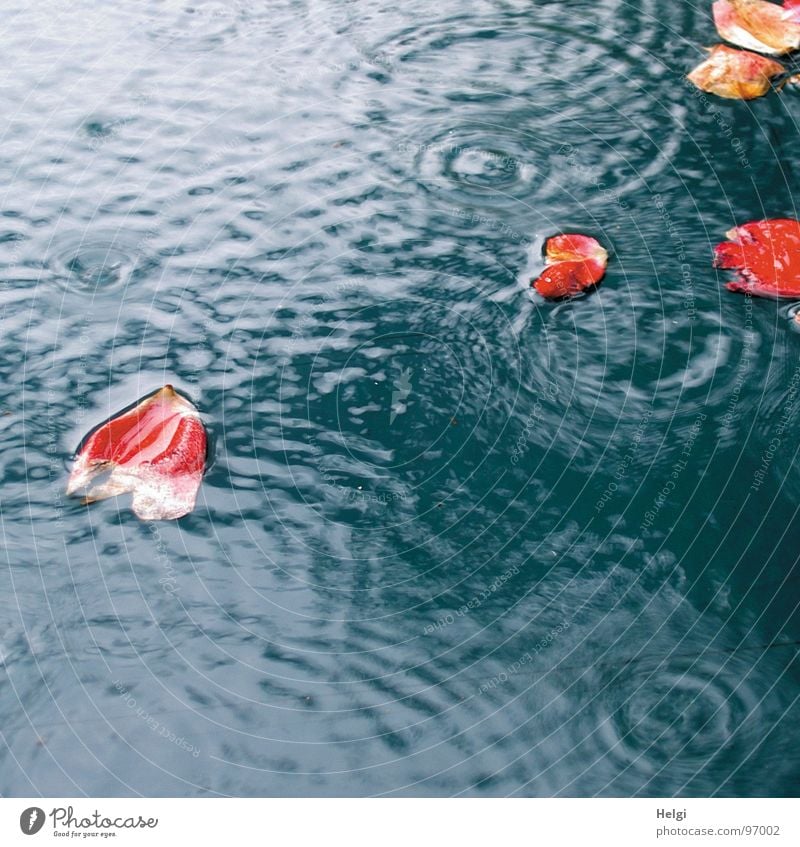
[687,44,785,100]
[784,0,800,22]
[713,0,800,55]
[714,218,800,298]
[67,385,207,520]
[532,234,608,299]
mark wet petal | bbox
[784,0,800,23]
[532,234,608,299]
[714,218,800,298]
[67,385,207,520]
[713,0,800,55]
[687,44,785,99]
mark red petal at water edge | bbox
[66,385,207,520]
[713,0,800,54]
[687,44,785,99]
[714,218,800,298]
[532,234,608,300]
[785,0,800,23]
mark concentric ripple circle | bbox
[45,228,156,294]
[333,1,693,211]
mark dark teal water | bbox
[1,0,799,797]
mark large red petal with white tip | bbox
[785,0,800,23]
[714,218,800,298]
[67,385,207,520]
[532,234,608,299]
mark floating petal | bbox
[532,234,608,299]
[784,0,800,23]
[67,385,207,520]
[714,218,800,298]
[713,0,800,55]
[687,44,785,99]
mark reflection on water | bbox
[0,0,799,796]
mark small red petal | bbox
[534,260,606,299]
[714,218,800,298]
[532,233,608,299]
[67,385,207,520]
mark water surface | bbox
[1,0,799,796]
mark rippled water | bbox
[1,0,799,797]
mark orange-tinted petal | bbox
[544,234,609,265]
[714,218,800,298]
[713,0,800,55]
[67,385,207,520]
[532,234,608,299]
[687,44,785,99]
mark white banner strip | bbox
[1,798,797,846]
